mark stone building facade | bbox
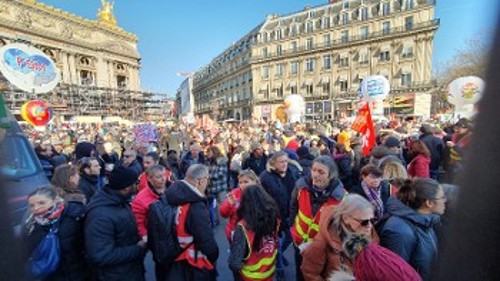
[192,0,439,121]
[0,0,164,120]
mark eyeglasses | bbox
[351,216,377,227]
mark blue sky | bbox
[40,0,498,96]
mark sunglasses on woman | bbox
[351,216,377,227]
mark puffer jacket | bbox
[84,187,146,281]
[379,197,441,281]
[301,205,379,281]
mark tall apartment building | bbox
[192,0,439,121]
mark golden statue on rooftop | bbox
[98,0,117,26]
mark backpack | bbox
[147,195,192,264]
[27,220,61,279]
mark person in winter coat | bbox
[164,164,219,281]
[120,149,143,176]
[35,144,55,180]
[131,165,168,281]
[131,165,168,239]
[379,178,446,281]
[220,169,260,242]
[165,149,181,180]
[137,152,172,192]
[301,194,379,281]
[291,156,347,281]
[76,157,101,203]
[333,143,353,191]
[228,185,280,281]
[242,142,268,176]
[22,186,88,281]
[351,164,391,221]
[179,143,207,179]
[296,146,315,178]
[407,140,431,179]
[229,145,245,189]
[84,166,146,281]
[51,164,86,204]
[206,145,229,226]
[330,233,422,281]
[259,151,300,280]
[419,124,444,180]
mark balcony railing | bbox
[252,19,440,61]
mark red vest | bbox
[239,220,278,281]
[174,203,214,270]
[291,188,343,245]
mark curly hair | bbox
[237,185,279,251]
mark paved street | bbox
[145,218,297,281]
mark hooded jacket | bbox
[379,197,440,281]
[84,187,146,281]
[164,181,219,265]
[301,205,379,281]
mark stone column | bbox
[68,53,78,85]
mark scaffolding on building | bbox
[0,76,170,122]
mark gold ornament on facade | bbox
[98,0,117,26]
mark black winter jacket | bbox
[242,153,268,176]
[419,133,444,170]
[298,155,314,178]
[260,167,299,231]
[84,187,145,281]
[164,181,219,268]
[23,201,88,281]
[78,173,98,203]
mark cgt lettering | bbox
[16,56,47,72]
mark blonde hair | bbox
[381,160,408,180]
[238,169,261,185]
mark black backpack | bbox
[147,195,191,264]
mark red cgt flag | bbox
[351,104,376,156]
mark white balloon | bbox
[284,94,305,123]
[447,76,485,107]
[361,75,390,101]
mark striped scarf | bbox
[361,182,384,220]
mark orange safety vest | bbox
[239,220,278,281]
[174,203,214,270]
[291,188,344,245]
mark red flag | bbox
[351,104,376,156]
[362,105,376,156]
[351,104,369,134]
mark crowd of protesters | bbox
[20,115,469,281]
